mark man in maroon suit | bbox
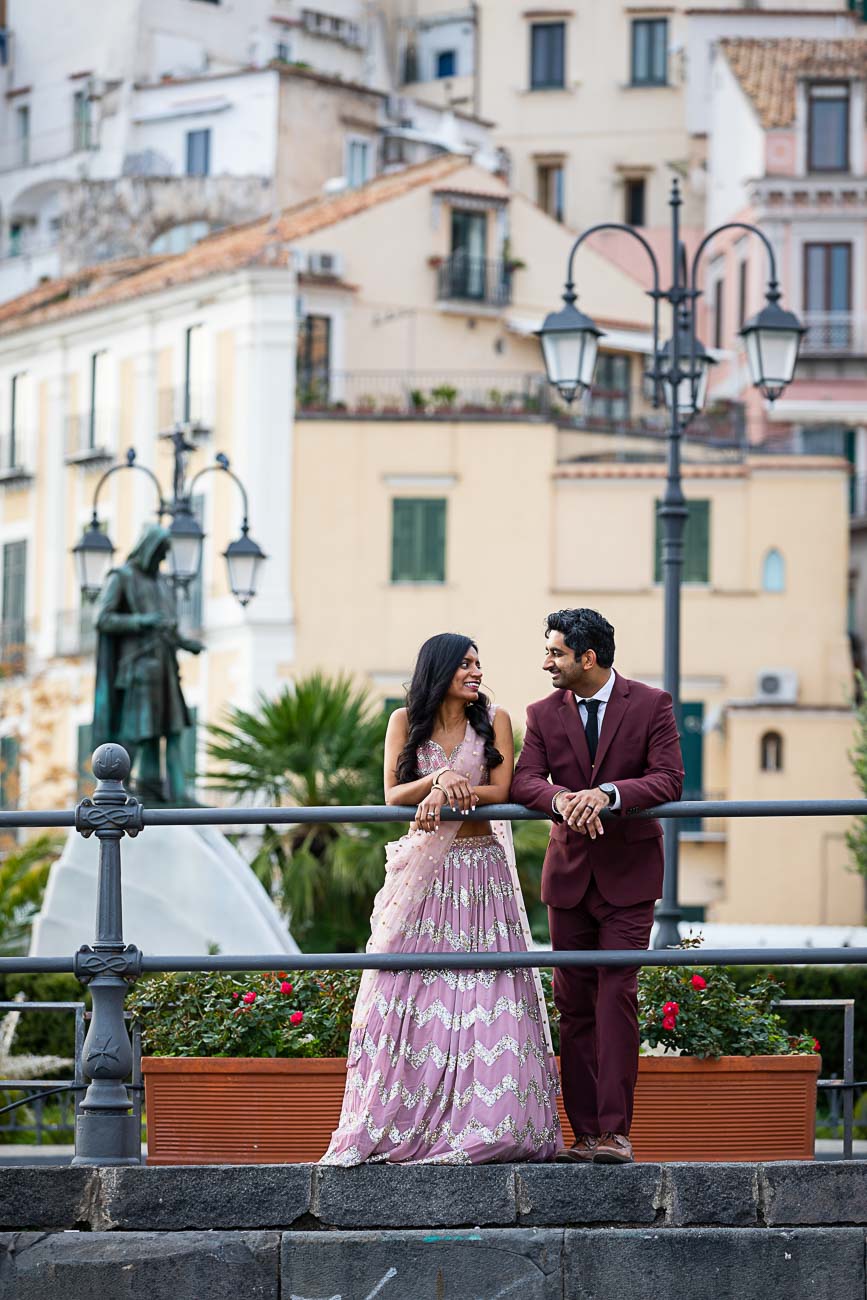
[511,608,683,1165]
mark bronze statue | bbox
[92,525,203,803]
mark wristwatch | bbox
[599,782,617,807]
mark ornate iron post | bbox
[71,743,144,1166]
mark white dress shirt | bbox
[553,668,621,815]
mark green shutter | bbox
[2,540,26,671]
[654,500,709,584]
[391,499,446,583]
[680,701,704,832]
[0,735,20,809]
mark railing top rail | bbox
[3,797,867,831]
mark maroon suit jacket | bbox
[511,675,684,909]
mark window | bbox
[737,258,749,330]
[275,42,290,61]
[436,49,456,78]
[760,731,784,773]
[449,209,487,299]
[296,315,331,406]
[346,137,371,188]
[808,84,849,173]
[631,18,667,87]
[186,128,211,177]
[184,324,205,425]
[8,372,27,469]
[8,222,21,258]
[588,353,630,423]
[530,22,565,90]
[0,734,20,810]
[624,177,645,227]
[16,105,29,166]
[762,548,785,592]
[76,722,95,800]
[150,221,210,255]
[1,540,26,673]
[88,351,108,450]
[712,279,724,350]
[178,499,205,633]
[804,242,851,348]
[73,88,92,151]
[391,498,446,583]
[680,701,704,831]
[537,161,565,222]
[654,499,710,584]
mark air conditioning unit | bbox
[755,669,799,704]
[308,250,344,277]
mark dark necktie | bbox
[584,699,600,765]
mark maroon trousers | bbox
[548,878,655,1137]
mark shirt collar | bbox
[576,668,616,708]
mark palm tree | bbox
[0,835,61,956]
[207,673,394,951]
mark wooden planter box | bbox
[142,1052,819,1166]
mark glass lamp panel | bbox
[169,532,203,583]
[579,332,599,391]
[226,550,259,604]
[756,329,800,388]
[541,331,582,392]
[79,545,112,594]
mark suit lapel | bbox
[592,673,631,777]
[558,690,592,784]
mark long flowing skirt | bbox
[321,834,562,1165]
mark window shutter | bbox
[422,500,446,582]
[0,735,20,809]
[684,500,710,583]
[391,499,446,582]
[2,540,26,666]
[391,500,415,581]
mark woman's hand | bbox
[436,770,476,813]
[414,786,447,833]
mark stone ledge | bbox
[0,1162,861,1233]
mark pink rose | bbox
[691,975,707,991]
[280,981,293,995]
[242,991,256,1005]
[290,1011,304,1026]
[231,992,239,1000]
[662,1014,677,1030]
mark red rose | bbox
[290,1011,304,1026]
[662,1014,677,1030]
[280,981,293,995]
[663,1001,680,1016]
[813,1039,821,1053]
[231,992,239,1000]
[691,975,707,990]
[278,972,288,979]
[242,991,256,1005]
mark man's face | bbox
[543,629,589,692]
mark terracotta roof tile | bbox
[720,37,867,129]
[0,154,467,337]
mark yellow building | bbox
[0,154,858,927]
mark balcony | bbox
[65,412,114,466]
[157,387,211,437]
[801,312,867,357]
[56,607,97,659]
[0,620,28,677]
[435,255,512,308]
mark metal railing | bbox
[55,607,97,659]
[157,387,211,436]
[0,431,32,480]
[436,254,512,307]
[1,743,865,1166]
[801,312,867,356]
[64,411,114,465]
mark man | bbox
[511,608,683,1165]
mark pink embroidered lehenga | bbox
[321,711,562,1165]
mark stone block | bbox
[761,1161,867,1226]
[96,1164,312,1230]
[281,1228,564,1299]
[0,1167,96,1230]
[516,1163,661,1226]
[314,1162,516,1227]
[0,1230,280,1300]
[665,1163,759,1226]
[564,1228,866,1300]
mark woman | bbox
[321,633,561,1165]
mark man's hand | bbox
[553,788,608,840]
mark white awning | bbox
[505,314,655,355]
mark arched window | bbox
[760,731,783,772]
[762,548,785,592]
[149,221,211,256]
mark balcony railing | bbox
[0,430,32,482]
[801,312,867,356]
[157,387,211,436]
[0,620,27,676]
[55,607,97,659]
[64,411,114,465]
[435,254,512,307]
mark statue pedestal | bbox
[30,822,299,956]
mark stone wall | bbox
[0,1162,865,1298]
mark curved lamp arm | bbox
[89,448,165,526]
[563,222,663,403]
[188,452,251,528]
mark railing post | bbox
[71,743,144,1167]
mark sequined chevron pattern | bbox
[321,834,562,1165]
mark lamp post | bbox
[72,429,266,608]
[537,179,805,948]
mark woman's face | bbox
[445,645,483,705]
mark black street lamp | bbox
[72,430,267,608]
[537,180,804,948]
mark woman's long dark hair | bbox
[396,633,503,782]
